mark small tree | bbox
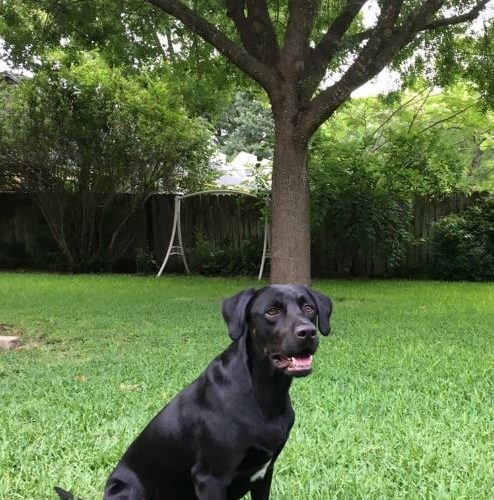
[0,51,212,271]
[216,91,274,160]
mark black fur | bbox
[54,486,76,499]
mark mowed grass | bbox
[0,273,493,500]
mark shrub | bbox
[0,52,213,273]
[430,198,494,280]
[135,248,157,275]
[310,140,413,276]
[188,230,263,276]
[0,242,29,269]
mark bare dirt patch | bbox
[0,323,39,350]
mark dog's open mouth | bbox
[271,354,313,374]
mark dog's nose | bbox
[295,324,317,339]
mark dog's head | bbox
[222,285,332,377]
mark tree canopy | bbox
[313,84,494,195]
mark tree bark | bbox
[270,107,311,285]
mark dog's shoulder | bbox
[197,339,251,401]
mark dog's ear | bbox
[222,288,257,340]
[307,289,333,335]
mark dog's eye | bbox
[303,304,315,315]
[266,307,280,317]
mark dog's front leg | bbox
[250,465,273,500]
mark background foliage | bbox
[2,1,494,278]
[308,84,494,275]
[215,91,274,161]
[0,51,212,271]
[430,196,494,280]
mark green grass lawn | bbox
[0,273,493,499]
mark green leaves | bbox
[1,0,162,68]
[0,51,213,270]
[216,91,274,160]
[430,196,494,280]
[309,135,412,271]
[308,83,494,273]
[317,84,494,196]
[2,50,212,191]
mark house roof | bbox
[213,151,271,188]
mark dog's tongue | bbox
[289,355,313,370]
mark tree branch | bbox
[283,0,318,72]
[147,0,277,90]
[299,0,491,139]
[311,0,367,66]
[369,86,432,141]
[407,86,434,133]
[225,0,261,59]
[348,0,491,46]
[301,0,412,137]
[163,26,176,61]
[225,0,279,64]
[424,0,491,30]
[301,0,367,101]
[245,0,279,63]
[418,102,477,134]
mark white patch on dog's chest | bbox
[250,459,272,482]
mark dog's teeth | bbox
[291,355,313,368]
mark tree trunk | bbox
[269,114,311,285]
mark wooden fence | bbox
[0,192,481,277]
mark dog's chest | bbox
[250,458,272,482]
[236,448,272,482]
[232,411,291,484]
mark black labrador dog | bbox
[103,284,332,499]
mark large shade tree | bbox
[143,0,491,285]
[1,0,492,283]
